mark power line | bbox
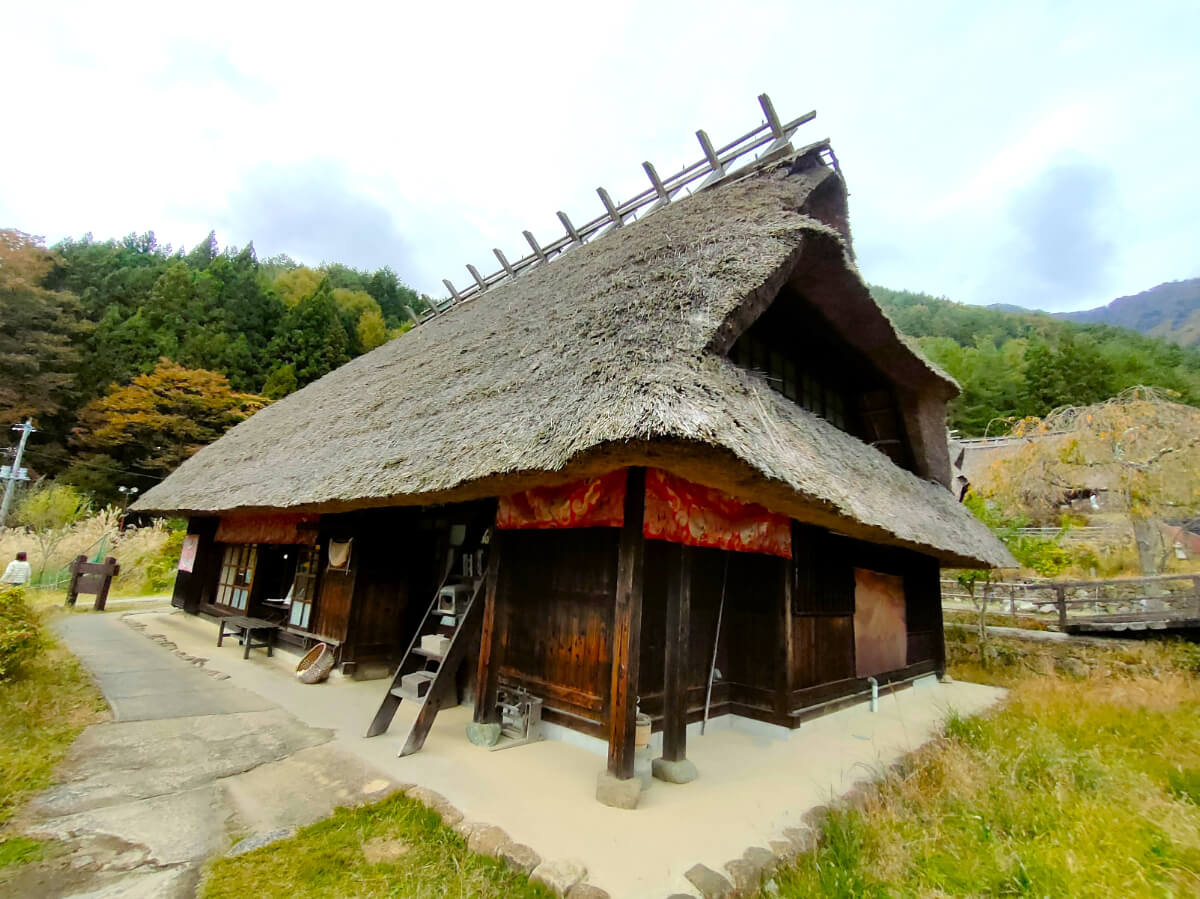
[18,448,168,482]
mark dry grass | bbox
[769,637,1200,898]
[0,511,179,596]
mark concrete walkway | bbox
[6,613,401,899]
[127,609,1009,898]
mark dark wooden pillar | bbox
[172,517,219,614]
[661,542,692,762]
[777,530,796,717]
[473,530,505,725]
[608,466,646,780]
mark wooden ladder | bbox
[364,535,488,756]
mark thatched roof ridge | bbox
[136,151,1013,568]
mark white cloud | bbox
[3,0,1198,310]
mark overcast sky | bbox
[4,1,1197,312]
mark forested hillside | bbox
[6,224,1198,507]
[873,286,1200,435]
[2,229,430,503]
[1057,278,1200,345]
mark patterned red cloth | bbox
[644,468,792,558]
[496,468,791,558]
[496,469,628,530]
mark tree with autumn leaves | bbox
[973,387,1200,575]
[66,360,266,504]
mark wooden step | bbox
[411,646,444,661]
[390,686,426,704]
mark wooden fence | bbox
[941,573,1200,632]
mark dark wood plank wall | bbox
[172,517,222,613]
[495,528,620,727]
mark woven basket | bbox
[296,642,334,684]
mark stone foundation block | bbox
[594,772,642,809]
[466,722,502,747]
[651,757,699,784]
[567,884,611,899]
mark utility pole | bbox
[0,419,35,529]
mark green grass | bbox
[201,792,554,899]
[768,638,1200,898]
[0,633,107,872]
[0,836,44,869]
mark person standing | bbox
[2,552,32,586]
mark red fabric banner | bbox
[496,469,628,530]
[643,468,792,558]
[496,467,791,558]
[215,513,318,545]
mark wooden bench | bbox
[217,615,280,659]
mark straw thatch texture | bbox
[136,153,1013,568]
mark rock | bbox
[1056,656,1089,679]
[684,863,734,898]
[769,840,801,862]
[498,841,541,875]
[404,786,462,825]
[939,673,954,683]
[724,858,762,891]
[466,722,502,747]
[362,836,411,864]
[228,827,295,856]
[651,757,699,784]
[782,825,816,852]
[531,858,587,895]
[743,845,777,874]
[453,820,487,839]
[594,771,641,809]
[467,825,510,857]
[567,884,610,899]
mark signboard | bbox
[178,534,200,573]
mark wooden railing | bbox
[942,574,1200,630]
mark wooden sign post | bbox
[65,555,120,611]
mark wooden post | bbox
[92,557,117,611]
[661,543,692,763]
[608,466,646,780]
[1055,585,1068,630]
[473,531,505,725]
[1009,584,1018,624]
[64,555,86,607]
[776,545,794,718]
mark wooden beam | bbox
[662,542,691,762]
[608,466,646,779]
[473,530,505,725]
[777,543,795,717]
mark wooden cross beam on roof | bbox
[429,93,822,317]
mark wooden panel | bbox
[496,528,620,719]
[854,568,907,677]
[791,615,855,689]
[721,551,781,693]
[314,568,355,641]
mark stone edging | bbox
[122,615,233,681]
[403,785,606,898]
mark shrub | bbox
[141,527,186,594]
[0,588,43,681]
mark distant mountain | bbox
[1056,279,1200,346]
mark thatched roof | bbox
[137,149,1014,568]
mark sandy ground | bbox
[132,607,1007,898]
